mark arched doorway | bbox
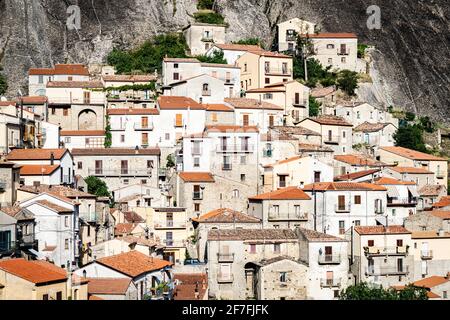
[78,109,97,130]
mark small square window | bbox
[194,203,200,212]
[241,174,246,182]
[77,162,82,170]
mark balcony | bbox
[88,168,153,177]
[268,212,308,221]
[154,221,187,229]
[218,253,234,262]
[79,212,98,223]
[366,266,409,276]
[320,278,341,288]
[375,207,385,215]
[134,123,154,131]
[285,34,297,42]
[264,67,292,76]
[201,36,214,43]
[193,192,203,200]
[292,98,308,107]
[421,250,433,260]
[363,246,409,257]
[436,171,446,179]
[324,135,340,145]
[387,198,418,207]
[335,204,351,213]
[217,273,234,283]
[216,144,255,153]
[318,254,342,265]
[337,49,350,56]
[162,239,185,247]
[62,175,71,185]
[202,89,211,97]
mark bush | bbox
[418,116,435,133]
[232,38,261,46]
[339,283,428,300]
[394,124,428,153]
[166,154,175,168]
[357,44,368,58]
[196,50,228,64]
[194,11,226,25]
[85,176,111,198]
[0,74,7,95]
[405,111,416,122]
[309,96,321,117]
[336,70,359,96]
[197,0,214,10]
[107,33,188,74]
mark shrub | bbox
[405,111,416,122]
[394,124,428,153]
[197,0,214,10]
[232,38,262,46]
[357,44,368,58]
[194,11,226,25]
[339,282,428,300]
[336,70,359,96]
[196,50,228,64]
[309,96,321,117]
[85,176,111,198]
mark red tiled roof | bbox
[71,148,160,156]
[205,125,259,133]
[107,108,159,115]
[0,101,16,107]
[19,184,95,199]
[374,177,416,185]
[411,231,450,239]
[215,44,263,52]
[264,156,302,168]
[298,143,333,152]
[334,154,386,166]
[7,148,68,161]
[297,228,347,242]
[413,276,449,289]
[53,64,89,76]
[179,172,215,183]
[60,130,105,136]
[115,223,137,236]
[246,87,286,93]
[429,211,450,219]
[36,200,73,214]
[47,81,103,88]
[389,166,433,174]
[0,258,67,284]
[123,211,145,224]
[29,68,54,75]
[380,146,447,161]
[158,96,205,110]
[103,75,157,82]
[304,115,352,127]
[303,33,358,39]
[89,295,104,300]
[19,164,60,176]
[311,86,336,98]
[432,196,450,208]
[200,63,240,69]
[0,206,22,218]
[302,182,387,191]
[208,228,297,241]
[193,208,261,223]
[249,186,311,201]
[419,185,447,197]
[21,96,48,105]
[354,225,411,235]
[96,251,172,278]
[87,278,132,295]
[335,169,380,181]
[173,273,208,300]
[205,104,234,112]
[247,50,292,58]
[354,122,392,132]
[163,57,200,63]
[224,98,284,110]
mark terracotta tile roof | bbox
[96,251,172,278]
[47,81,103,88]
[0,101,16,106]
[158,96,205,110]
[208,229,297,241]
[354,122,392,132]
[7,148,68,161]
[87,278,132,295]
[304,33,358,39]
[303,182,387,191]
[389,166,433,174]
[19,164,60,175]
[391,285,441,299]
[297,228,347,242]
[60,130,105,136]
[419,185,447,197]
[19,185,95,198]
[200,63,239,69]
[205,124,259,133]
[432,196,450,208]
[246,87,286,93]
[163,57,200,63]
[305,115,352,127]
[193,208,261,223]
[311,86,336,98]
[249,186,311,200]
[430,211,450,219]
[335,169,381,181]
[103,75,157,82]
[298,143,334,152]
[173,273,208,300]
[179,172,215,183]
[215,44,263,52]
[264,156,302,168]
[121,236,156,247]
[411,231,450,239]
[380,146,447,161]
[29,68,55,75]
[334,154,386,166]
[0,259,67,284]
[53,64,90,75]
[224,98,284,110]
[89,295,104,300]
[0,206,23,218]
[21,96,48,105]
[374,177,416,185]
[354,225,411,235]
[106,108,159,115]
[205,104,234,112]
[123,211,145,223]
[71,148,160,156]
[115,223,137,236]
[247,50,292,58]
[36,200,73,214]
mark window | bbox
[202,83,210,95]
[279,272,287,283]
[354,220,360,226]
[341,57,346,63]
[249,244,256,253]
[328,58,333,64]
[64,137,71,143]
[65,239,69,250]
[314,171,321,183]
[141,179,147,185]
[194,203,200,212]
[354,195,361,204]
[233,189,239,198]
[327,44,335,49]
[56,291,62,300]
[194,157,200,167]
[211,112,218,122]
[95,160,103,175]
[274,243,281,253]
[123,179,129,185]
[288,43,294,51]
[339,221,345,235]
[279,175,287,188]
[397,239,403,247]
[141,133,149,145]
[272,205,280,215]
[174,63,179,69]
[38,75,44,83]
[392,208,397,216]
[121,160,128,174]
[269,115,274,127]
[165,133,170,140]
[175,114,183,127]
[263,93,273,99]
[42,294,49,300]
[242,114,249,126]
[147,160,154,168]
[244,63,247,72]
[368,240,374,247]
[443,291,448,299]
[265,78,270,84]
[240,174,246,182]
[173,73,179,80]
[294,205,301,216]
[65,216,69,227]
[63,108,69,116]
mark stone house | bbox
[418,185,448,211]
[206,43,264,65]
[0,160,20,207]
[183,23,226,56]
[353,122,397,154]
[311,86,337,110]
[277,18,317,52]
[333,154,388,177]
[205,103,235,126]
[334,102,398,128]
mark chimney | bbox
[50,152,55,165]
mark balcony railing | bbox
[217,273,234,283]
[320,278,341,288]
[421,250,433,260]
[324,135,340,144]
[19,234,36,246]
[363,246,409,256]
[217,253,235,262]
[318,254,342,265]
[268,212,308,221]
[79,212,98,222]
[264,67,292,76]
[286,34,297,41]
[193,192,203,200]
[387,198,418,206]
[335,204,351,213]
[366,266,409,276]
[134,123,154,131]
[88,168,153,177]
[337,49,350,56]
[292,98,308,107]
[216,144,255,153]
[436,171,446,179]
[154,221,187,229]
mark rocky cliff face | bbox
[0,0,448,119]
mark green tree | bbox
[357,44,368,58]
[339,282,428,300]
[85,176,111,198]
[107,33,188,74]
[193,11,226,25]
[295,34,316,81]
[405,111,416,122]
[418,116,435,133]
[336,70,359,96]
[394,124,428,153]
[166,154,175,168]
[197,0,214,10]
[232,38,262,46]
[0,74,7,96]
[104,115,112,148]
[196,50,228,64]
[309,96,321,117]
